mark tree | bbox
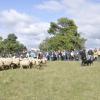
[7,33,17,41]
[0,33,27,56]
[39,17,86,51]
[0,36,4,53]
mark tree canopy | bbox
[39,17,86,51]
[0,33,26,56]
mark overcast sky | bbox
[0,0,100,49]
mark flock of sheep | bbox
[0,57,47,71]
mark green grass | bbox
[0,61,100,100]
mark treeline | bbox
[0,33,26,57]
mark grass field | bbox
[0,61,100,100]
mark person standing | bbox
[79,49,87,66]
[93,48,98,61]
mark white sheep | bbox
[11,58,20,69]
[2,58,12,69]
[41,58,47,64]
[0,59,4,71]
[20,58,32,69]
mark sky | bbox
[0,0,100,49]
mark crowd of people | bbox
[44,48,100,61]
[25,48,100,62]
[45,50,79,61]
[3,48,99,62]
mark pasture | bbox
[0,61,100,100]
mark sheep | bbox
[29,58,36,68]
[11,58,20,69]
[0,59,4,71]
[19,58,32,69]
[0,56,48,71]
[2,58,12,70]
[33,59,43,69]
[41,58,47,64]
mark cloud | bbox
[35,0,64,12]
[1,0,100,49]
[86,38,100,49]
[0,9,50,49]
[35,0,100,48]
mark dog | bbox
[81,55,94,66]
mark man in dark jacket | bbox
[80,49,87,66]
